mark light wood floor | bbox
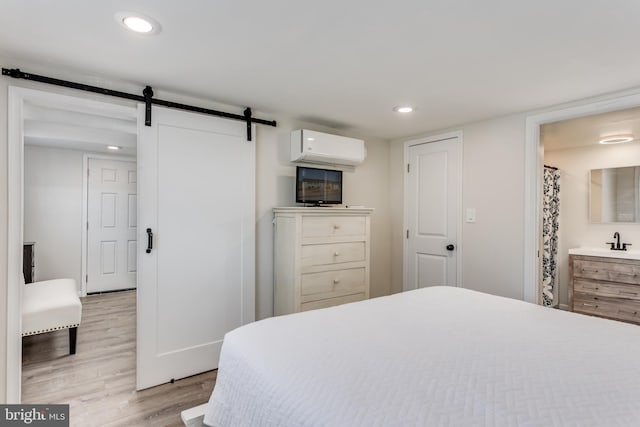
[22,290,216,427]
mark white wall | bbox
[389,92,640,302]
[545,143,640,306]
[0,56,392,400]
[24,146,87,292]
[389,114,527,299]
[254,120,391,318]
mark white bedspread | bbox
[204,286,640,426]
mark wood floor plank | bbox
[22,290,216,427]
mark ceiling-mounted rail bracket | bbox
[143,85,154,127]
[244,108,253,141]
[2,68,23,78]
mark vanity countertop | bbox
[568,247,640,260]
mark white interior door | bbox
[136,105,255,390]
[87,158,137,293]
[405,135,461,290]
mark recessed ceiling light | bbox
[107,145,121,151]
[599,134,635,145]
[393,106,414,113]
[115,12,161,35]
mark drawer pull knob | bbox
[333,224,340,229]
[333,279,340,284]
[583,303,597,307]
[334,252,340,256]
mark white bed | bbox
[204,286,640,426]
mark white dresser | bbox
[273,207,373,315]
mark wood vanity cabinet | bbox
[273,207,372,315]
[569,254,640,324]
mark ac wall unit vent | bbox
[290,129,366,166]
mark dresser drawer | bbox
[574,259,640,285]
[302,216,366,238]
[574,278,640,301]
[301,242,365,268]
[301,268,366,301]
[300,293,366,312]
[574,292,640,324]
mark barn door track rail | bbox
[2,67,276,141]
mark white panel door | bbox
[137,105,255,390]
[87,158,137,293]
[405,136,461,290]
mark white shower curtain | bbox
[541,167,560,307]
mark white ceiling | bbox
[542,106,640,151]
[24,103,137,156]
[2,1,640,140]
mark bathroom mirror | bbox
[590,166,640,223]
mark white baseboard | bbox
[181,403,207,427]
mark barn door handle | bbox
[446,244,455,251]
[146,228,153,253]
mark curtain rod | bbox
[544,165,558,170]
[1,67,277,141]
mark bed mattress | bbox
[204,286,640,426]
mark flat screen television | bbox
[296,166,342,205]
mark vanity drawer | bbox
[301,268,366,301]
[301,242,365,268]
[573,292,640,324]
[573,259,640,285]
[574,278,640,301]
[302,215,366,238]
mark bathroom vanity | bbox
[569,248,640,324]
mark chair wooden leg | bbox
[69,327,77,355]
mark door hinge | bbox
[407,163,410,173]
[86,274,88,283]
[406,229,409,239]
[86,221,89,230]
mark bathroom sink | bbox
[568,247,640,260]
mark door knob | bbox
[446,244,455,251]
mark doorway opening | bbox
[524,92,640,305]
[8,86,253,421]
[538,106,640,309]
[6,86,139,403]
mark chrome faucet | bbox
[607,232,632,251]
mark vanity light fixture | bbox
[115,12,161,35]
[393,106,414,113]
[107,145,121,151]
[599,134,635,145]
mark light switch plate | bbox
[466,208,476,223]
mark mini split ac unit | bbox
[290,129,366,166]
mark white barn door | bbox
[87,158,137,293]
[136,105,255,390]
[405,135,461,290]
